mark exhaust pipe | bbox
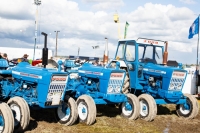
[162,41,168,65]
[41,32,48,68]
[103,37,109,64]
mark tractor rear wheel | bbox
[55,96,78,126]
[138,94,157,121]
[76,95,96,125]
[122,73,129,94]
[0,102,14,133]
[176,93,199,119]
[121,94,140,120]
[7,97,30,133]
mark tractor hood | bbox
[142,63,187,91]
[78,63,125,80]
[142,63,187,78]
[11,62,67,84]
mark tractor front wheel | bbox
[0,102,14,133]
[55,96,78,126]
[176,94,199,119]
[138,94,157,121]
[7,97,30,133]
[76,95,96,125]
[121,94,140,120]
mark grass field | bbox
[24,98,200,133]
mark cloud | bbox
[0,0,34,20]
[179,0,196,4]
[125,3,194,42]
[81,0,124,11]
[0,1,198,64]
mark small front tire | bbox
[138,94,157,121]
[55,96,78,126]
[176,94,199,119]
[76,95,96,125]
[0,102,14,133]
[7,97,30,133]
[121,94,140,120]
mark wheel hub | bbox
[10,103,21,126]
[140,100,148,117]
[78,102,88,120]
[0,114,4,132]
[57,105,71,121]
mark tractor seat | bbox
[167,60,178,67]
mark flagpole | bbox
[196,15,200,94]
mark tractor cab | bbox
[114,38,165,65]
[109,38,186,95]
[110,38,165,89]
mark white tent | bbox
[182,66,197,95]
[0,47,53,60]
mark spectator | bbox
[2,53,9,62]
[0,53,2,59]
[100,61,104,67]
[93,61,98,66]
[22,54,29,63]
[74,58,81,65]
[97,61,103,66]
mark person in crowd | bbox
[22,54,30,63]
[100,61,104,67]
[92,61,98,66]
[2,53,9,62]
[0,52,3,59]
[74,58,81,65]
[97,60,103,66]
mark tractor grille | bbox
[46,75,67,102]
[107,73,124,93]
[169,71,186,90]
[48,84,66,93]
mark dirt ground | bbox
[24,99,200,133]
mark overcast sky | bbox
[0,0,199,64]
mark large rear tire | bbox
[176,94,199,119]
[55,96,78,126]
[122,73,129,94]
[0,102,14,133]
[138,94,157,121]
[7,97,30,133]
[121,94,140,120]
[76,95,96,125]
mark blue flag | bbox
[188,17,199,39]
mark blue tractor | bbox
[108,38,199,121]
[55,62,140,125]
[0,59,15,133]
[63,59,82,71]
[0,33,79,132]
[0,60,77,132]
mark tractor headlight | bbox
[177,83,182,90]
[107,86,113,93]
[115,86,121,93]
[169,83,175,90]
